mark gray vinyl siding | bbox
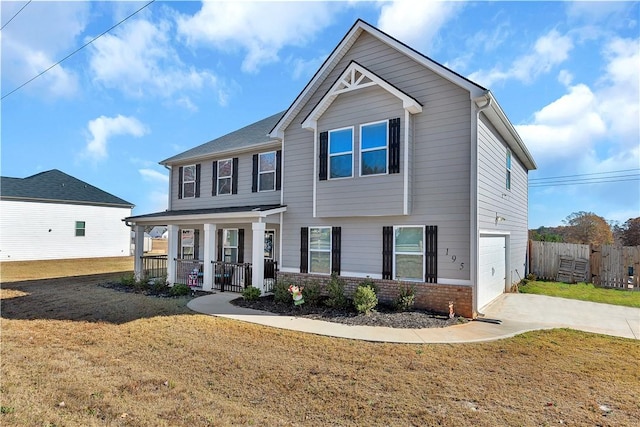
[316,85,405,217]
[170,151,281,210]
[477,115,529,284]
[282,31,472,283]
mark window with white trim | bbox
[360,121,388,176]
[329,127,353,179]
[223,229,238,263]
[506,149,512,190]
[258,151,276,191]
[309,227,331,274]
[181,229,195,258]
[75,221,85,237]
[182,165,196,198]
[394,226,424,281]
[217,159,233,195]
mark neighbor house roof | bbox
[0,169,134,208]
[160,111,286,165]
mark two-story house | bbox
[126,20,536,317]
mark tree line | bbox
[529,212,640,246]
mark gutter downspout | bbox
[471,92,492,317]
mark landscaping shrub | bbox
[273,279,293,304]
[353,284,378,314]
[302,280,322,306]
[150,278,169,294]
[325,273,348,308]
[169,283,190,297]
[394,284,415,311]
[120,273,137,287]
[360,277,379,295]
[242,286,262,301]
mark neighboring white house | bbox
[0,169,134,261]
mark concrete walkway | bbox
[187,292,640,343]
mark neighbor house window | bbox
[223,229,239,263]
[329,127,353,179]
[309,227,331,274]
[217,159,233,195]
[360,121,388,176]
[181,229,194,258]
[75,221,85,237]
[182,165,196,198]
[394,226,424,281]
[506,149,512,190]
[258,151,276,191]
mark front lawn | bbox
[519,280,640,308]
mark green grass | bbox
[519,280,640,308]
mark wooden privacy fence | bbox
[529,241,640,289]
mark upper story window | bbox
[259,151,276,191]
[182,165,196,198]
[329,127,353,179]
[360,121,388,176]
[217,159,233,195]
[506,149,512,190]
[75,221,85,237]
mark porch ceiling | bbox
[124,204,286,225]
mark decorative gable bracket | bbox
[301,61,422,131]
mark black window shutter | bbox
[300,227,309,273]
[276,149,282,190]
[252,154,258,193]
[195,164,201,198]
[425,225,438,283]
[194,229,200,259]
[211,161,217,196]
[331,226,341,275]
[232,157,239,194]
[217,229,223,261]
[178,166,184,199]
[319,131,328,181]
[382,226,393,279]
[389,118,401,174]
[238,229,245,263]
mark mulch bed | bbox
[231,295,467,329]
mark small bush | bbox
[120,273,137,287]
[325,273,348,308]
[169,283,190,296]
[242,286,262,301]
[273,279,293,304]
[150,278,169,294]
[526,273,537,281]
[354,285,378,314]
[302,280,322,306]
[395,285,415,311]
[360,277,379,294]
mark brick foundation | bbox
[277,272,473,318]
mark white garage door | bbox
[478,235,506,310]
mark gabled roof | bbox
[0,169,134,208]
[270,19,536,170]
[161,111,285,165]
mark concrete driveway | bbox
[188,292,640,343]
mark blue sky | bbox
[2,0,638,229]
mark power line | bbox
[529,176,640,188]
[529,168,640,182]
[0,0,32,31]
[1,0,155,100]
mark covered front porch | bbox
[125,205,286,294]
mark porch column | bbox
[133,225,145,280]
[167,224,179,285]
[252,222,266,294]
[202,223,217,291]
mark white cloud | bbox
[469,30,573,88]
[1,1,89,98]
[139,168,169,183]
[176,1,334,73]
[83,115,148,162]
[376,0,464,53]
[88,17,220,105]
